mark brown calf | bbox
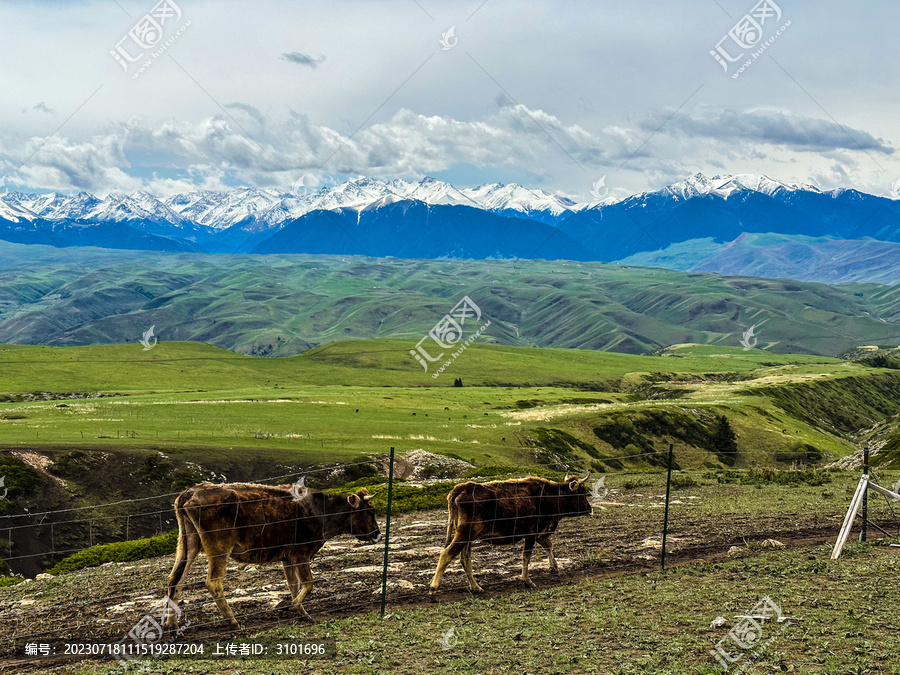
[164,482,380,630]
[428,475,591,595]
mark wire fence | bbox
[0,445,897,671]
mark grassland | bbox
[0,340,871,469]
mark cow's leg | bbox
[205,553,239,628]
[275,561,301,609]
[165,515,202,630]
[428,535,470,595]
[537,534,559,575]
[459,543,484,594]
[520,536,537,587]
[291,561,315,621]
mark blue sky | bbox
[0,0,897,200]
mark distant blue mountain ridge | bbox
[1,173,898,282]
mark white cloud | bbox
[1,104,634,193]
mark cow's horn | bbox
[362,494,375,501]
[580,473,590,484]
[564,474,573,482]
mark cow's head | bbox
[347,490,381,543]
[562,474,592,516]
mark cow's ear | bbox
[348,494,361,509]
[568,479,580,491]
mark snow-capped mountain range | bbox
[0,176,578,229]
[1,173,898,263]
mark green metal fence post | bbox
[380,447,396,617]
[661,443,674,571]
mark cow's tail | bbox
[444,490,459,546]
[166,488,200,603]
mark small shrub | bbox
[0,577,22,588]
[339,457,382,484]
[49,530,179,576]
[139,454,175,483]
[0,456,43,513]
[465,466,518,479]
[171,471,202,492]
[621,476,653,489]
[340,476,397,490]
[670,473,698,489]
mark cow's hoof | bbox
[468,585,484,594]
[549,568,561,576]
[274,596,293,610]
[228,619,240,629]
[520,578,536,588]
[290,606,315,623]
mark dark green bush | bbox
[670,473,698,489]
[49,530,178,576]
[464,466,518,479]
[331,482,456,515]
[340,476,398,490]
[171,471,202,491]
[0,456,43,514]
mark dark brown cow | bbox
[428,475,591,595]
[163,482,380,630]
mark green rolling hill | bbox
[1,242,899,357]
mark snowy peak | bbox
[658,172,823,201]
[82,192,186,225]
[0,197,38,223]
[388,177,477,207]
[461,182,575,216]
[164,187,283,229]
